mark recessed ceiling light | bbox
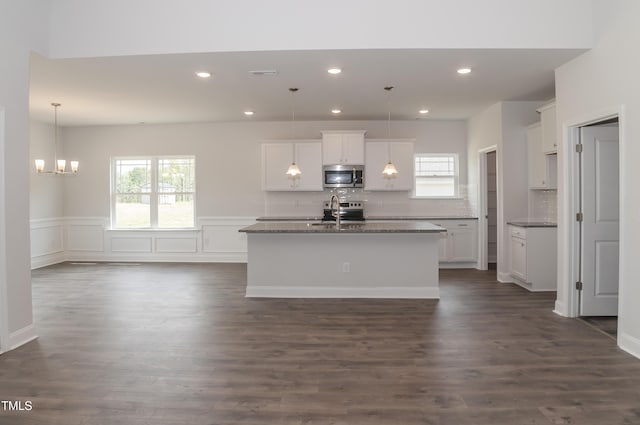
[244,111,254,116]
[196,71,211,78]
[331,109,342,114]
[419,109,429,114]
[327,68,342,75]
[457,67,472,75]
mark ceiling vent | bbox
[249,69,278,76]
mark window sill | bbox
[106,228,200,232]
[409,196,464,200]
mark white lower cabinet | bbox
[509,225,557,291]
[431,220,478,267]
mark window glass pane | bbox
[115,194,150,228]
[158,194,194,228]
[158,158,195,193]
[415,177,456,197]
[115,159,151,193]
[414,154,458,197]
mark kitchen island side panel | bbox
[245,232,439,298]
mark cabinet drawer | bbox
[511,227,527,238]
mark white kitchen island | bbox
[239,221,445,299]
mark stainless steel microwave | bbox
[323,164,364,188]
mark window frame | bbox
[110,155,196,229]
[412,153,460,199]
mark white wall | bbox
[0,0,51,352]
[28,119,469,264]
[467,101,541,280]
[555,0,640,358]
[46,0,595,59]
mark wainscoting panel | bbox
[155,237,198,253]
[31,216,256,267]
[30,219,65,269]
[111,237,153,253]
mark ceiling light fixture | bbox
[327,68,342,75]
[286,88,302,178]
[244,110,255,116]
[457,67,472,75]
[331,109,342,114]
[195,71,211,78]
[419,109,429,114]
[35,103,79,175]
[382,86,398,178]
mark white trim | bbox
[497,271,513,283]
[554,300,569,317]
[559,105,624,318]
[439,262,478,269]
[246,286,439,299]
[8,324,38,350]
[31,252,66,269]
[476,145,498,271]
[619,332,640,360]
[66,251,247,263]
[0,107,8,353]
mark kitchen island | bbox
[239,221,445,299]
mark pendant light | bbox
[382,86,398,178]
[285,88,302,177]
[35,103,79,174]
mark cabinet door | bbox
[431,223,449,262]
[342,133,365,164]
[448,228,477,262]
[364,141,414,191]
[294,142,323,191]
[509,236,527,281]
[389,142,414,190]
[263,143,294,190]
[527,124,547,189]
[322,133,344,164]
[540,104,557,154]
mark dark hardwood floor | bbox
[1,262,639,424]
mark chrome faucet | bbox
[329,194,341,228]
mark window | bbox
[112,157,195,228]
[414,153,459,198]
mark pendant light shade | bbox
[382,86,398,178]
[34,103,79,175]
[285,87,302,177]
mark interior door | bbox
[580,125,619,316]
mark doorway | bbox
[577,119,619,320]
[0,107,8,353]
[478,146,498,271]
[486,151,497,270]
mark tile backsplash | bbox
[263,186,474,218]
[528,190,557,222]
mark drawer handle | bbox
[458,224,468,227]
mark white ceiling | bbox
[29,48,586,126]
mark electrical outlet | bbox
[342,262,350,273]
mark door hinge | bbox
[576,281,583,291]
[576,144,583,153]
[576,212,583,222]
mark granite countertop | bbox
[240,221,446,234]
[508,220,557,228]
[256,216,477,221]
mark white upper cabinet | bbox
[262,142,323,191]
[538,102,557,154]
[321,131,365,165]
[527,123,557,190]
[364,141,414,191]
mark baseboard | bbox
[439,262,478,269]
[9,324,38,350]
[31,251,66,269]
[497,272,513,283]
[553,300,569,317]
[245,286,440,299]
[65,252,248,263]
[619,331,640,360]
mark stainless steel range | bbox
[321,200,365,222]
